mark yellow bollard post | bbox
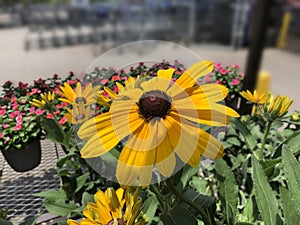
[277,11,292,48]
[256,70,271,95]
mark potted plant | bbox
[0,96,44,172]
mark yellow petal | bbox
[169,60,214,96]
[116,162,139,186]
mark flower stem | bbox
[149,184,167,213]
[258,120,272,160]
[165,179,215,225]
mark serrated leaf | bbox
[282,146,300,212]
[160,205,197,225]
[215,159,238,224]
[252,156,278,225]
[231,118,256,151]
[280,186,300,225]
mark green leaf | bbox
[42,117,65,144]
[57,221,69,225]
[234,223,254,225]
[183,189,215,209]
[280,186,300,225]
[0,219,14,225]
[272,130,300,158]
[81,192,94,207]
[252,156,278,225]
[33,189,66,201]
[176,165,198,191]
[75,173,90,193]
[231,118,256,151]
[227,137,241,146]
[160,205,197,225]
[215,159,238,224]
[20,216,39,225]
[44,199,77,216]
[282,146,300,212]
[142,195,159,224]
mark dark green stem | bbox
[150,184,167,213]
[165,179,215,225]
[258,120,272,160]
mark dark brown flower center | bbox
[75,97,87,104]
[107,218,126,225]
[137,90,171,122]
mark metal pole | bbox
[239,0,272,115]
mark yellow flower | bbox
[291,112,299,121]
[240,90,267,104]
[265,93,293,119]
[64,102,92,124]
[78,60,239,185]
[67,188,145,225]
[59,82,99,106]
[30,91,55,108]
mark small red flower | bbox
[13,124,22,131]
[46,114,54,119]
[231,78,240,86]
[59,116,67,125]
[2,124,9,128]
[112,75,120,81]
[0,133,3,139]
[101,79,109,85]
[220,68,227,75]
[36,109,45,115]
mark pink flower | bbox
[175,71,181,75]
[215,63,221,70]
[220,68,227,75]
[10,112,17,118]
[102,92,109,97]
[20,98,27,104]
[240,73,245,77]
[31,88,41,94]
[16,115,23,124]
[101,79,109,85]
[36,109,45,115]
[13,124,22,131]
[235,64,240,69]
[112,75,120,81]
[4,136,10,143]
[216,80,222,84]
[204,74,213,83]
[231,78,240,85]
[12,102,18,110]
[29,107,35,113]
[2,124,9,128]
[67,80,76,85]
[0,109,6,116]
[54,88,60,95]
[46,114,54,119]
[121,76,128,81]
[53,110,60,115]
[62,102,68,107]
[56,104,64,109]
[11,97,17,103]
[0,133,3,139]
[59,116,67,125]
[114,86,118,93]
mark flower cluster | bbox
[0,96,43,150]
[205,63,244,101]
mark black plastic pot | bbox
[1,140,41,172]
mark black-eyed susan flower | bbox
[64,102,92,124]
[67,188,145,225]
[30,91,55,108]
[265,93,293,119]
[78,60,239,185]
[59,82,99,106]
[240,90,267,104]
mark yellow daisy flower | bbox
[64,102,92,124]
[240,90,267,104]
[59,82,99,106]
[265,93,293,119]
[67,188,145,225]
[78,60,239,185]
[30,91,55,108]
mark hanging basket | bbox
[1,140,42,172]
